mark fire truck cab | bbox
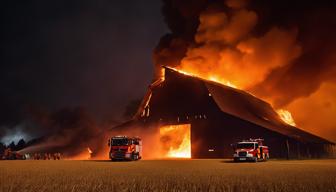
[232,139,269,162]
[108,136,142,161]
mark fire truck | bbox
[1,148,26,160]
[108,136,142,161]
[232,139,269,162]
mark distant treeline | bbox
[0,138,41,154]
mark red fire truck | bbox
[108,136,142,161]
[232,139,269,162]
[1,148,26,160]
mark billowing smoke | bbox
[13,105,163,159]
[17,107,110,159]
[154,0,336,141]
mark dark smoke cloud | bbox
[153,0,208,78]
[17,107,110,157]
[248,1,336,106]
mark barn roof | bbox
[205,81,331,144]
[133,67,333,144]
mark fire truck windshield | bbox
[111,138,129,146]
[237,143,255,149]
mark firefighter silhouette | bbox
[57,153,61,160]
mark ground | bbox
[0,159,336,192]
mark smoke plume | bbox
[17,107,110,159]
[154,0,336,141]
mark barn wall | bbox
[190,115,290,158]
[189,113,334,159]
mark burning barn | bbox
[114,67,335,159]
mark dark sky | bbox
[2,0,336,144]
[1,0,168,133]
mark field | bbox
[1,159,336,192]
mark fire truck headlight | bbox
[246,153,253,157]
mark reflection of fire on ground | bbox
[160,124,191,158]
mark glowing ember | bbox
[160,124,191,158]
[277,109,296,126]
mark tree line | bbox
[0,138,41,155]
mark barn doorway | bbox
[159,124,191,158]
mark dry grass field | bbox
[0,159,336,192]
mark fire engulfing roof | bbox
[205,81,331,144]
[133,66,332,145]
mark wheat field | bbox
[0,159,335,192]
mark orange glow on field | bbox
[277,109,296,126]
[160,124,191,158]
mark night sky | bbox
[1,0,168,142]
[1,0,336,144]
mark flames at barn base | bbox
[114,67,335,159]
[160,124,191,158]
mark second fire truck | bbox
[233,139,269,162]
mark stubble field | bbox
[0,159,336,192]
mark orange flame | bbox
[160,124,191,158]
[277,109,296,126]
[166,67,238,89]
[87,147,93,154]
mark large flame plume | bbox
[154,0,336,142]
